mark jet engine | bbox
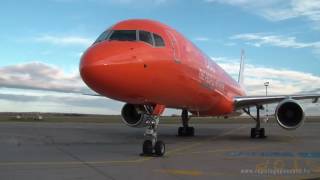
[121,103,152,128]
[275,99,304,130]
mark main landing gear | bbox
[243,105,267,139]
[141,106,166,157]
[178,109,195,137]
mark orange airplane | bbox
[80,19,319,156]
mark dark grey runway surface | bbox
[0,122,319,180]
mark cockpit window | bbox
[139,31,153,45]
[93,29,165,48]
[94,30,110,44]
[153,33,165,47]
[109,30,136,41]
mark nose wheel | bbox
[142,140,166,156]
[142,140,153,155]
[154,141,165,156]
[141,116,165,157]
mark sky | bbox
[0,0,319,115]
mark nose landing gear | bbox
[141,105,166,157]
[142,117,166,156]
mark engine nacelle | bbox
[121,103,152,128]
[275,99,305,130]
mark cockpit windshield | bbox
[93,29,165,47]
[109,30,136,41]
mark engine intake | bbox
[275,99,304,130]
[121,103,151,128]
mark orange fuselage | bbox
[80,19,246,116]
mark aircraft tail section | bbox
[238,49,245,86]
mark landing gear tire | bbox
[250,128,256,138]
[142,140,153,155]
[142,140,165,156]
[259,128,266,139]
[244,106,267,139]
[178,126,195,136]
[250,128,266,139]
[154,141,165,156]
[188,127,195,136]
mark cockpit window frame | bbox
[152,33,165,48]
[137,30,154,47]
[105,30,113,41]
[151,33,156,47]
[137,30,166,48]
[94,30,111,44]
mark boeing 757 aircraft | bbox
[80,19,319,157]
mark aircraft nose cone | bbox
[79,52,104,94]
[79,46,102,70]
[79,46,147,103]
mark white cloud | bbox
[0,62,122,114]
[35,35,93,46]
[263,0,320,22]
[205,0,320,28]
[0,62,90,94]
[0,91,122,115]
[212,56,320,95]
[231,33,320,50]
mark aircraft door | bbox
[166,30,181,64]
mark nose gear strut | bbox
[141,105,166,156]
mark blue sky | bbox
[0,0,319,115]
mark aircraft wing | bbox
[234,94,320,109]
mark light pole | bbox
[264,82,269,121]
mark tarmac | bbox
[0,121,319,180]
